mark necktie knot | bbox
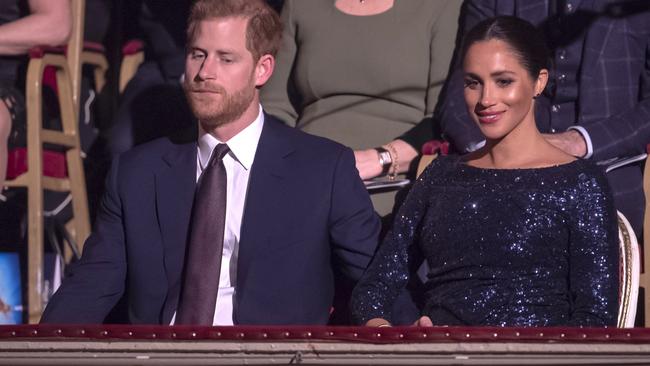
[209,144,230,167]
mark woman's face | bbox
[463,39,546,142]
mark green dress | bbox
[261,0,461,214]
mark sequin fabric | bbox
[351,156,619,326]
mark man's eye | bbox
[190,52,205,60]
[221,58,234,64]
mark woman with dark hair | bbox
[350,16,619,327]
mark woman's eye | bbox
[464,79,479,89]
[496,79,513,87]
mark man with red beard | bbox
[41,0,379,325]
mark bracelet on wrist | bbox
[385,143,399,180]
[373,147,392,177]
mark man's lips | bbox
[191,89,221,93]
[187,83,225,94]
[476,110,505,124]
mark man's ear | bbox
[535,69,549,96]
[254,54,275,87]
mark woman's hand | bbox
[412,316,433,327]
[354,149,383,180]
[354,139,419,180]
[542,131,587,157]
[365,317,392,327]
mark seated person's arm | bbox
[567,167,619,326]
[349,164,431,325]
[354,139,419,180]
[0,0,71,55]
[545,21,650,162]
[41,157,127,323]
[327,147,381,282]
[354,0,459,180]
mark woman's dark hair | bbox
[461,16,551,79]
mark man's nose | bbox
[197,57,217,80]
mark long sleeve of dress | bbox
[398,0,461,150]
[352,156,620,326]
[263,0,461,151]
[566,165,619,326]
[350,164,433,324]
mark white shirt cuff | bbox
[567,125,593,159]
[467,139,486,153]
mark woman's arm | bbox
[0,0,71,55]
[354,139,418,180]
[567,165,619,326]
[354,0,460,180]
[349,161,434,324]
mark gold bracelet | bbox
[385,143,399,181]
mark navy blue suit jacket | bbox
[41,115,380,325]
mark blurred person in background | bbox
[261,0,461,215]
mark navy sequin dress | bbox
[351,156,619,326]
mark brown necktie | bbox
[176,143,229,325]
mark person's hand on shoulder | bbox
[542,130,587,158]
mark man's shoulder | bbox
[118,134,195,170]
[264,114,349,156]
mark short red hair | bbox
[187,0,282,61]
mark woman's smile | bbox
[475,109,505,124]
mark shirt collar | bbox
[197,106,264,171]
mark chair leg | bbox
[66,148,90,250]
[643,146,650,326]
[26,182,44,324]
[25,60,45,324]
[56,67,90,255]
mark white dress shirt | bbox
[171,107,264,325]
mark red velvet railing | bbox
[2,325,650,365]
[2,325,650,344]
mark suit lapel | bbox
[235,117,295,318]
[155,141,197,321]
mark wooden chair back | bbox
[617,211,640,328]
[4,0,90,324]
[641,145,650,326]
